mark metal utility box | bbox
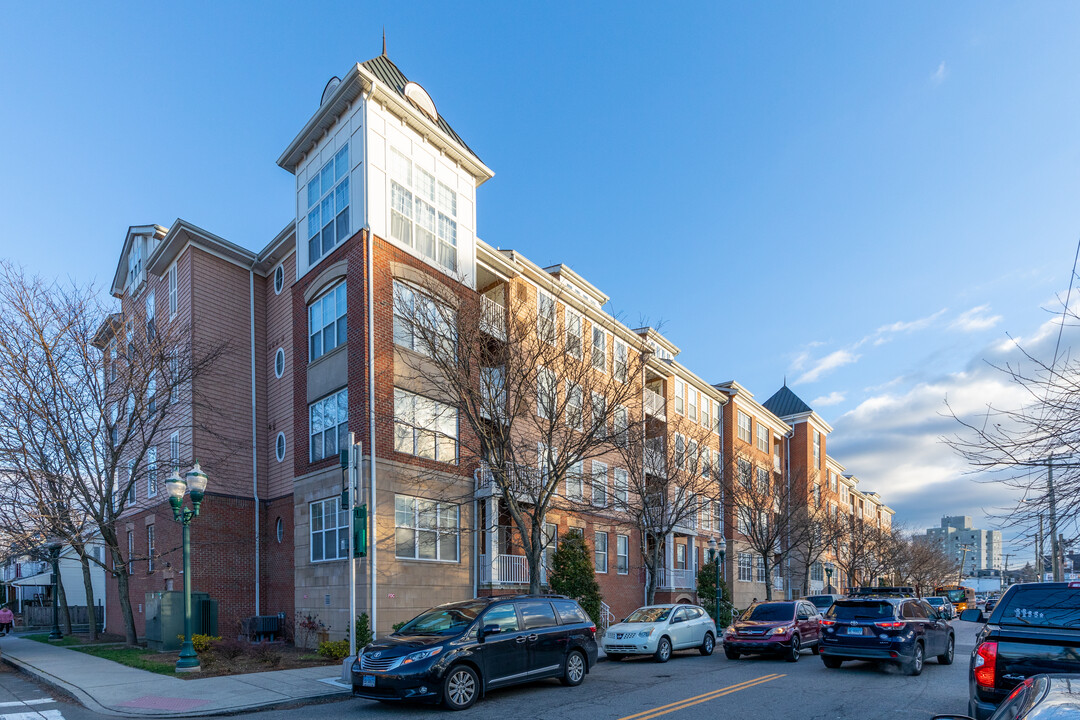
[145,591,212,651]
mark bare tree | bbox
[790,501,847,597]
[832,512,883,590]
[0,262,225,644]
[725,451,813,600]
[610,409,721,604]
[391,275,647,593]
[891,532,959,595]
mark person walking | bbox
[0,605,14,636]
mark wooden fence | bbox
[22,605,103,628]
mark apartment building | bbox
[925,516,1003,573]
[99,50,896,639]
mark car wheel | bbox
[938,635,955,665]
[785,635,801,662]
[822,655,843,669]
[560,650,586,686]
[654,637,672,663]
[904,643,924,677]
[606,653,626,662]
[724,647,740,660]
[811,642,821,656]
[442,665,479,711]
[700,632,715,656]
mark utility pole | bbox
[1048,456,1063,582]
[958,544,973,585]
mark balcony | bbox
[644,388,666,420]
[475,463,545,504]
[479,554,548,586]
[773,455,781,473]
[480,295,506,340]
[657,567,697,590]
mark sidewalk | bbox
[0,635,350,718]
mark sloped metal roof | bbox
[762,385,813,418]
[361,54,480,162]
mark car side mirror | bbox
[930,716,976,720]
[959,609,984,623]
[480,624,501,641]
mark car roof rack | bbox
[846,586,916,598]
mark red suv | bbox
[723,600,823,662]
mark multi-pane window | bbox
[308,282,347,361]
[127,459,136,504]
[687,439,699,475]
[702,398,711,429]
[811,562,824,582]
[309,388,348,463]
[537,367,557,419]
[756,467,770,493]
[830,471,838,491]
[613,468,628,507]
[147,524,155,573]
[756,555,766,583]
[566,382,583,430]
[594,532,608,573]
[591,461,608,507]
[674,379,685,415]
[613,405,628,446]
[814,483,821,507]
[392,280,455,358]
[675,434,686,470]
[738,411,752,443]
[147,376,157,417]
[738,508,751,534]
[738,552,753,582]
[701,447,711,478]
[566,460,584,501]
[713,501,723,533]
[395,494,459,561]
[676,543,686,569]
[757,425,769,452]
[310,497,349,562]
[127,531,134,574]
[537,291,556,344]
[613,339,628,382]
[306,145,350,266]
[591,326,606,371]
[393,388,457,463]
[145,290,156,340]
[738,458,752,487]
[389,148,457,272]
[616,534,629,574]
[565,308,582,358]
[167,264,178,318]
[813,430,821,468]
[169,432,180,473]
[688,388,698,422]
[147,447,157,498]
[591,393,606,437]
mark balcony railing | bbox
[475,463,545,503]
[658,567,697,590]
[479,554,547,585]
[480,295,506,340]
[644,388,666,420]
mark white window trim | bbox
[167,263,178,320]
[616,534,629,575]
[275,348,285,379]
[591,461,608,508]
[273,264,285,295]
[591,325,607,372]
[594,531,608,574]
[310,497,350,563]
[275,432,286,462]
[394,494,461,562]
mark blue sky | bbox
[4,1,1080,564]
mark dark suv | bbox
[820,595,954,675]
[351,595,598,710]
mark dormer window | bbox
[305,145,350,267]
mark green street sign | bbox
[353,504,367,558]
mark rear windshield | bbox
[995,586,1080,628]
[827,602,895,621]
[926,598,944,605]
[743,603,796,622]
[806,596,834,607]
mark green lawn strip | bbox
[22,634,83,647]
[72,646,178,676]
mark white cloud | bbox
[931,61,947,85]
[792,350,860,385]
[812,391,846,407]
[951,305,1003,332]
[877,309,948,335]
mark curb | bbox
[0,651,350,719]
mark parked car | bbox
[932,674,1080,720]
[723,600,822,662]
[351,595,598,710]
[820,594,955,676]
[803,594,844,614]
[962,582,1080,719]
[602,604,716,663]
[926,596,956,620]
[983,596,999,613]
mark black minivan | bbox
[352,594,599,710]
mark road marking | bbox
[0,711,63,720]
[0,700,53,708]
[616,674,786,720]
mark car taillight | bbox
[588,625,596,636]
[874,621,906,630]
[974,642,998,688]
[820,619,836,627]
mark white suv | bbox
[602,604,716,663]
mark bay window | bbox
[309,388,348,462]
[305,145,350,266]
[395,494,459,561]
[308,282,347,361]
[389,148,457,272]
[393,388,458,463]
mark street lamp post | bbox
[165,462,209,673]
[707,538,726,625]
[46,536,62,641]
[825,562,834,594]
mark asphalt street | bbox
[0,621,981,720]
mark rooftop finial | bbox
[382,27,387,56]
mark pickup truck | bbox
[962,581,1080,719]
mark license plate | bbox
[844,627,864,636]
[362,675,376,688]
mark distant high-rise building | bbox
[925,516,1003,573]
